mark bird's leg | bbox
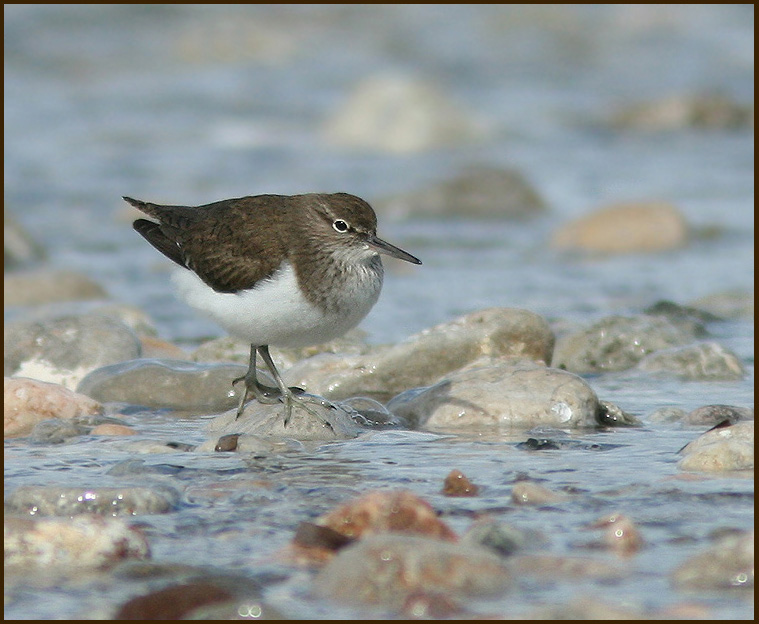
[257,345,335,430]
[233,345,281,420]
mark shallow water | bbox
[4,5,754,619]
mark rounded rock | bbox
[4,377,103,438]
[6,484,180,517]
[550,201,688,255]
[4,514,150,568]
[313,533,510,608]
[77,358,246,411]
[636,341,745,380]
[553,315,694,374]
[678,421,754,472]
[388,361,600,431]
[4,314,141,390]
[287,308,555,403]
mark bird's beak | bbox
[366,234,422,265]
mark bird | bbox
[127,192,421,428]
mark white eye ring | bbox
[333,219,349,233]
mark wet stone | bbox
[643,299,720,330]
[677,421,754,472]
[313,533,511,608]
[387,360,600,431]
[461,519,532,559]
[636,341,745,380]
[290,489,458,565]
[442,469,480,497]
[76,358,246,411]
[207,397,364,442]
[4,314,141,390]
[596,399,641,426]
[672,530,753,590]
[4,377,103,438]
[28,418,90,444]
[688,289,754,321]
[511,481,568,506]
[114,581,235,620]
[285,307,555,403]
[4,514,150,568]
[684,404,753,426]
[5,484,181,517]
[585,512,644,557]
[553,315,695,374]
[90,423,137,436]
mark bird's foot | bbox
[233,376,332,430]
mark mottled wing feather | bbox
[129,196,288,293]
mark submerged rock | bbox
[684,404,753,426]
[289,489,457,565]
[610,92,754,132]
[4,514,150,568]
[313,533,510,608]
[6,484,180,517]
[511,481,568,506]
[672,530,753,590]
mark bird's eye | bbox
[333,219,349,233]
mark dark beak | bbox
[367,234,422,265]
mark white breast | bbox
[171,260,383,348]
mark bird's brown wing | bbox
[128,195,288,294]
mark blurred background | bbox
[4,4,754,347]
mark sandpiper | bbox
[127,192,421,427]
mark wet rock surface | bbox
[4,514,150,568]
[76,358,246,411]
[4,376,103,438]
[4,314,142,390]
[3,298,752,619]
[677,420,754,472]
[553,314,698,374]
[286,307,555,403]
[5,484,181,516]
[387,360,600,430]
[313,533,511,608]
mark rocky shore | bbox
[4,217,753,617]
